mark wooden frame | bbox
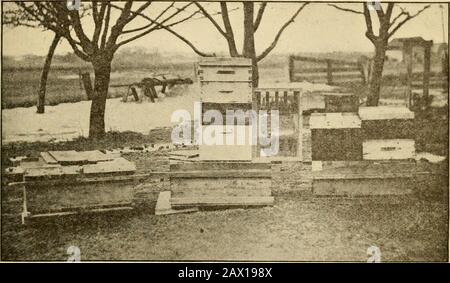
[387,37,433,108]
[253,85,303,161]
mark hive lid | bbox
[310,113,361,129]
[359,106,414,120]
[198,57,252,67]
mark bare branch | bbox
[100,3,111,49]
[220,2,239,56]
[257,2,309,61]
[363,3,377,43]
[388,5,430,38]
[253,2,267,32]
[194,2,228,38]
[92,1,107,47]
[113,7,214,57]
[328,4,363,15]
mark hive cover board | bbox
[47,150,114,165]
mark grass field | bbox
[1,64,195,109]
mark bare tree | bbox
[126,2,309,87]
[3,5,62,114]
[10,1,199,139]
[195,2,309,86]
[330,3,430,106]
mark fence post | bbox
[423,42,432,101]
[252,91,261,159]
[326,59,333,85]
[289,56,295,82]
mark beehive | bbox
[197,58,253,160]
[310,112,362,161]
[197,57,253,103]
[359,106,415,160]
[359,106,415,139]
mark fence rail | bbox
[289,55,366,85]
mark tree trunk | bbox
[242,2,259,87]
[89,58,112,139]
[367,43,387,106]
[36,33,60,114]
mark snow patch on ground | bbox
[2,82,334,143]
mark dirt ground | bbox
[1,192,448,261]
[1,107,449,261]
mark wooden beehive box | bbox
[198,58,253,161]
[197,57,253,103]
[310,113,362,161]
[359,106,415,139]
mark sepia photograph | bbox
[0,0,448,264]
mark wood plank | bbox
[171,196,274,207]
[83,150,114,163]
[155,191,198,215]
[28,206,134,219]
[82,158,136,175]
[26,182,135,213]
[170,161,271,171]
[40,152,58,164]
[170,170,271,179]
[172,187,272,198]
[171,177,271,191]
[48,151,88,165]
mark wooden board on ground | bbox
[40,152,58,164]
[155,191,198,215]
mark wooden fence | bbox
[289,55,366,86]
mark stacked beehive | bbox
[197,57,253,161]
[359,106,415,160]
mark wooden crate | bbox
[362,139,415,160]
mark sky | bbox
[2,1,448,57]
